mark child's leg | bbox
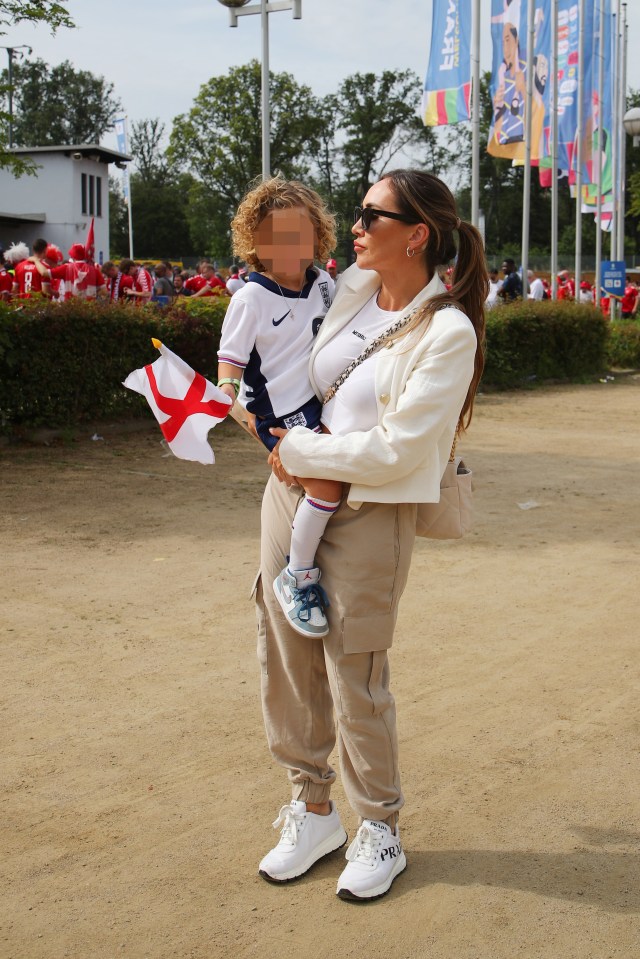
[288,477,342,572]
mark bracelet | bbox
[218,377,241,396]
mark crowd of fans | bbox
[0,237,259,305]
[2,238,637,319]
[482,258,639,317]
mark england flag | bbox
[123,339,233,465]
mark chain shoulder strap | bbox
[322,306,421,406]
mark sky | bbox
[6,0,640,158]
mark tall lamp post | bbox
[0,44,32,148]
[217,0,302,180]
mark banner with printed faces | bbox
[488,0,552,162]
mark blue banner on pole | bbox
[601,260,625,297]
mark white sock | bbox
[289,496,340,572]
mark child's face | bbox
[254,206,316,277]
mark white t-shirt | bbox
[218,268,334,418]
[314,293,403,436]
[226,276,245,295]
[528,277,545,300]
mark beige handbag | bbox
[322,311,474,541]
[415,451,473,540]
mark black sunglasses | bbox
[354,206,421,232]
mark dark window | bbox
[81,173,87,214]
[89,175,95,216]
[96,176,102,217]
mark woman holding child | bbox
[222,170,487,902]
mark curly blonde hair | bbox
[231,175,336,271]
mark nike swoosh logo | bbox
[272,310,290,327]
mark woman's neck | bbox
[375,264,432,312]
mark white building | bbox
[0,144,131,263]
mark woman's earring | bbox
[406,246,416,258]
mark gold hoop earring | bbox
[406,246,416,258]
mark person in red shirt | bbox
[102,261,134,302]
[0,248,13,300]
[45,243,106,300]
[620,280,638,318]
[12,238,51,299]
[43,244,64,300]
[187,262,226,297]
[557,270,575,300]
[121,259,153,304]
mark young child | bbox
[217,177,340,639]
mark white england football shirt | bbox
[218,268,334,418]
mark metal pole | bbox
[616,5,627,268]
[574,0,586,293]
[261,0,270,180]
[551,0,559,299]
[595,0,605,309]
[521,0,535,298]
[610,3,620,262]
[7,48,13,149]
[470,0,480,228]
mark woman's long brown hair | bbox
[381,169,487,430]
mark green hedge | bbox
[0,296,634,432]
[0,296,228,430]
[606,319,640,369]
[484,300,609,388]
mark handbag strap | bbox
[321,299,464,462]
[322,305,421,406]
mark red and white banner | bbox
[123,340,232,465]
[85,217,95,262]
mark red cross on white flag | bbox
[123,339,233,465]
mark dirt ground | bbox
[2,378,639,959]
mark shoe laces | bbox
[272,803,305,846]
[291,581,330,623]
[345,823,383,864]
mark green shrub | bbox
[0,295,622,432]
[606,320,640,369]
[483,300,609,388]
[0,296,229,430]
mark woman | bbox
[255,169,486,902]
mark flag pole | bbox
[595,0,605,309]
[521,0,536,298]
[551,0,559,299]
[616,3,628,268]
[126,116,134,261]
[609,2,620,317]
[574,0,586,294]
[471,0,480,228]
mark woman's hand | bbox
[268,428,296,486]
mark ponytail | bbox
[381,169,487,430]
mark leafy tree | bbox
[108,176,130,259]
[168,60,321,257]
[0,1,74,174]
[110,118,196,260]
[2,57,121,146]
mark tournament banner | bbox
[422,0,471,127]
[487,0,551,163]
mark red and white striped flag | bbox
[123,339,233,465]
[85,217,95,262]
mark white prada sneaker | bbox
[336,819,406,901]
[258,799,347,883]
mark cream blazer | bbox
[279,263,477,508]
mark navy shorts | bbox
[254,396,323,452]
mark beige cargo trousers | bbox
[255,474,417,824]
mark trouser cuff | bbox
[293,781,332,805]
